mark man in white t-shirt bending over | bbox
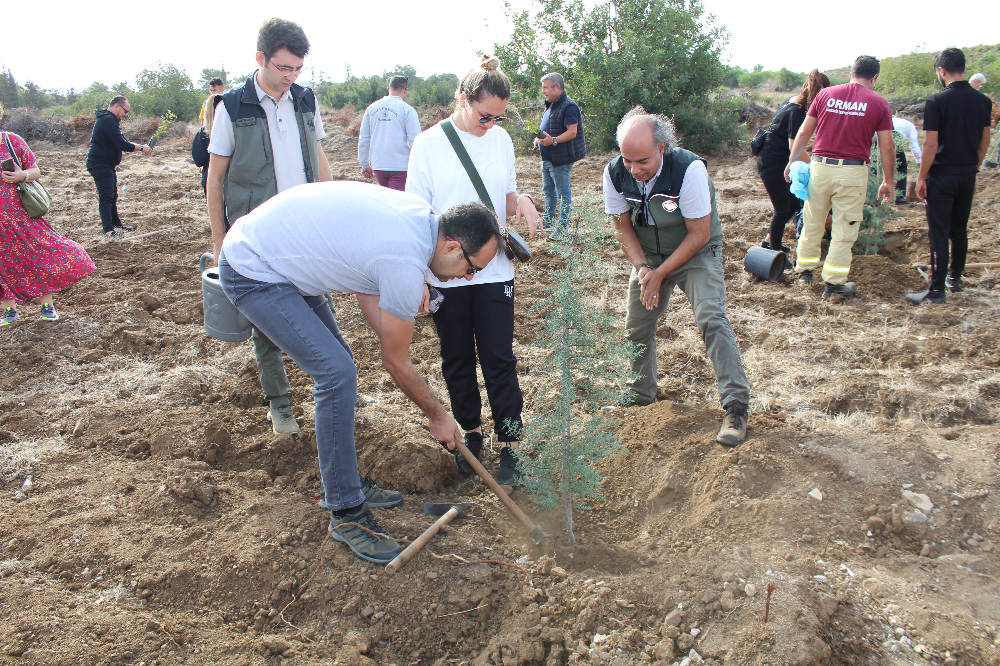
[219,182,501,564]
[603,106,751,446]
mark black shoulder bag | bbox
[440,120,530,263]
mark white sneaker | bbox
[268,403,300,435]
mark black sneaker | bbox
[797,270,813,286]
[456,431,483,475]
[115,223,137,232]
[360,475,403,508]
[905,289,946,305]
[716,399,748,447]
[497,447,522,486]
[761,239,791,254]
[823,282,857,299]
[894,197,909,205]
[945,275,963,292]
[329,506,402,564]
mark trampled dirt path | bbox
[1,113,999,666]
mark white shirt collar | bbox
[253,71,290,105]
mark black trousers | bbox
[87,165,121,233]
[925,172,976,292]
[757,157,801,248]
[895,149,908,196]
[431,279,523,441]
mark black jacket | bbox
[87,108,135,168]
[542,92,586,166]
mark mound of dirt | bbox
[2,121,1000,666]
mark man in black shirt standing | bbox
[907,48,992,305]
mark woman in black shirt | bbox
[757,70,830,256]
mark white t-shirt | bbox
[358,95,422,171]
[602,158,712,220]
[221,182,437,322]
[406,121,517,287]
[209,73,326,194]
[891,116,922,162]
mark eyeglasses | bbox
[470,103,507,125]
[267,59,305,76]
[448,236,486,275]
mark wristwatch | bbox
[552,137,559,145]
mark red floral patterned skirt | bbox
[0,187,95,302]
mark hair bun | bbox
[481,55,500,71]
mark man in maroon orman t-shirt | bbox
[784,55,895,300]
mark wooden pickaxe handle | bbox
[385,506,459,574]
[453,441,547,544]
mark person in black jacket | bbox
[86,96,152,239]
[534,72,586,240]
[756,70,830,261]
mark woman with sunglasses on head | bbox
[406,55,541,484]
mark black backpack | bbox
[191,127,210,168]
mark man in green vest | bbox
[206,18,333,436]
[603,107,750,446]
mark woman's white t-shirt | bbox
[406,121,517,288]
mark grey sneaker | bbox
[717,400,748,447]
[267,403,300,435]
[104,230,124,242]
[796,270,813,286]
[1,307,17,326]
[39,304,59,321]
[822,282,857,299]
[945,275,963,292]
[356,393,377,408]
[361,475,403,508]
[497,447,522,486]
[329,506,403,564]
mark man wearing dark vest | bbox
[535,72,586,240]
[206,18,334,437]
[603,107,750,446]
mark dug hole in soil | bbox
[2,110,1000,666]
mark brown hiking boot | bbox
[716,400,748,447]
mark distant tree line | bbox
[313,65,458,109]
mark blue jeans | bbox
[541,161,573,230]
[219,257,364,512]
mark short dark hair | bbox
[851,56,880,81]
[257,18,310,60]
[389,76,409,92]
[109,96,128,108]
[438,203,501,257]
[934,48,966,75]
[209,78,224,88]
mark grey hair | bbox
[970,72,988,85]
[541,72,565,88]
[616,105,677,150]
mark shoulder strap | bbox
[440,120,495,212]
[3,132,22,169]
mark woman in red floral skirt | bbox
[1,131,95,325]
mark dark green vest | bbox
[607,148,723,265]
[220,76,321,228]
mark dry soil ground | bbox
[1,111,999,666]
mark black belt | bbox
[812,155,865,166]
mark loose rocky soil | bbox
[2,112,999,666]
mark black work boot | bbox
[905,289,946,305]
[497,447,522,486]
[822,282,857,299]
[797,270,813,286]
[945,275,963,292]
[456,431,483,476]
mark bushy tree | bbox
[518,199,641,544]
[133,62,203,121]
[315,66,458,109]
[198,68,229,91]
[495,0,739,154]
[0,69,18,108]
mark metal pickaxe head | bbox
[423,502,483,520]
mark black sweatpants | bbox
[925,172,976,292]
[431,279,523,441]
[895,149,908,196]
[87,165,122,233]
[757,158,801,249]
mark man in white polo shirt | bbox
[206,19,334,435]
[358,76,422,191]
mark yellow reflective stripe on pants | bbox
[796,255,822,269]
[824,264,851,274]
